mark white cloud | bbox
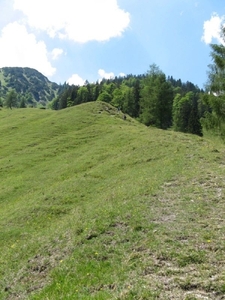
[98,69,115,80]
[98,69,126,82]
[67,70,126,85]
[202,13,225,45]
[51,48,63,60]
[119,72,126,77]
[13,0,130,43]
[0,22,56,76]
[67,74,85,86]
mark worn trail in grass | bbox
[1,102,225,299]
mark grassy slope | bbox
[1,102,225,300]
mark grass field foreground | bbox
[1,102,225,299]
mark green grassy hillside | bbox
[1,102,225,299]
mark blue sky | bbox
[0,0,224,89]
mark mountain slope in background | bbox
[0,67,60,105]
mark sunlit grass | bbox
[1,103,225,299]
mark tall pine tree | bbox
[202,26,225,137]
[140,64,173,129]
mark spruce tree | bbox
[140,64,173,129]
[201,26,225,137]
[5,89,18,109]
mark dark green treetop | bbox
[4,89,18,109]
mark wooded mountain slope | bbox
[0,67,60,105]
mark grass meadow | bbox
[1,102,225,299]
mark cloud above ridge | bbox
[67,74,85,86]
[0,22,56,76]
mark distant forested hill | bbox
[0,65,206,137]
[52,66,205,136]
[0,67,60,106]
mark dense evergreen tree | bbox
[187,95,202,136]
[50,97,59,110]
[19,96,27,108]
[123,87,136,116]
[173,92,202,136]
[140,64,174,129]
[111,87,124,108]
[122,78,140,117]
[4,89,18,109]
[93,82,100,101]
[76,86,90,104]
[201,26,225,137]
[58,89,68,109]
[133,79,141,117]
[97,91,112,103]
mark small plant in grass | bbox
[177,250,206,267]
